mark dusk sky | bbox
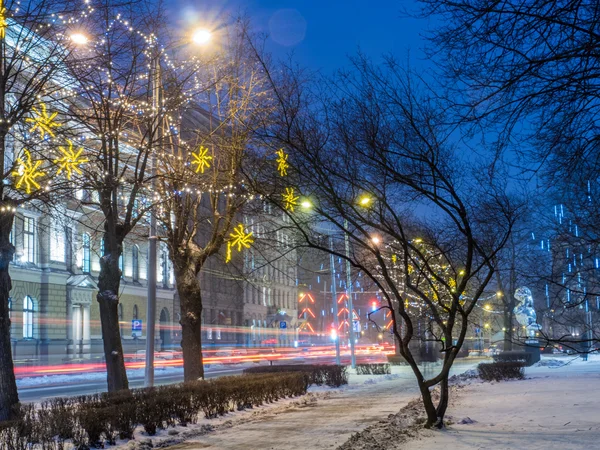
[167,0,429,75]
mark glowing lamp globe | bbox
[192,28,212,45]
[70,33,89,45]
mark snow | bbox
[113,360,479,449]
[16,366,184,387]
[405,354,600,450]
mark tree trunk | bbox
[97,251,128,392]
[418,380,441,428]
[504,308,513,351]
[0,206,18,421]
[176,262,204,381]
[435,375,449,428]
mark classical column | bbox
[82,304,91,358]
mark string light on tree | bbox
[282,187,299,211]
[12,149,44,194]
[55,140,89,179]
[25,103,61,138]
[225,223,254,263]
[191,146,212,174]
[275,148,289,176]
[0,0,7,40]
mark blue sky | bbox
[168,0,429,75]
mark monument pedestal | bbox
[523,339,541,365]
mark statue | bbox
[514,287,542,339]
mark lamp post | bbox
[144,49,160,388]
[329,236,341,365]
[344,219,356,369]
[144,28,213,387]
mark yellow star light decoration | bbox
[12,149,44,194]
[0,0,7,40]
[282,187,299,211]
[225,224,254,263]
[25,103,61,139]
[191,146,213,174]
[55,140,89,180]
[275,148,289,176]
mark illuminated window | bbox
[23,217,35,263]
[82,233,91,274]
[50,219,65,262]
[23,296,34,339]
[132,245,139,282]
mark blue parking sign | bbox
[279,321,287,329]
[132,319,142,337]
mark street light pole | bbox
[344,219,356,369]
[329,236,341,365]
[144,52,160,388]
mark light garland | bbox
[0,0,7,40]
[275,148,289,176]
[282,187,299,211]
[225,223,254,263]
[13,149,45,194]
[191,146,212,174]
[55,140,89,180]
[25,103,61,139]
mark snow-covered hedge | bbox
[478,362,525,382]
[243,364,348,387]
[0,372,309,449]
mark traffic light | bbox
[371,300,378,312]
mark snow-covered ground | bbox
[15,366,184,387]
[405,354,600,450]
[115,360,479,449]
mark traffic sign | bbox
[279,321,287,329]
[132,319,142,337]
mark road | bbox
[17,352,384,402]
[17,365,244,402]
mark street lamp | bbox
[192,28,212,45]
[145,28,213,388]
[70,33,89,45]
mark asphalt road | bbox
[17,366,244,402]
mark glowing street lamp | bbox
[371,236,381,245]
[70,33,89,45]
[358,195,373,207]
[192,28,212,45]
[301,200,312,210]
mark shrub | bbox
[493,351,533,366]
[355,363,391,375]
[386,354,407,365]
[243,364,348,387]
[478,362,525,381]
[0,372,310,449]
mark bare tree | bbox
[62,0,189,392]
[157,21,270,381]
[254,54,518,428]
[0,0,84,420]
[417,0,600,356]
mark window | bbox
[82,233,91,274]
[133,304,138,320]
[118,304,124,334]
[23,296,34,339]
[50,219,65,262]
[119,252,124,277]
[132,245,139,282]
[23,217,35,263]
[161,246,169,288]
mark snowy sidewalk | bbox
[408,355,600,450]
[142,361,477,450]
